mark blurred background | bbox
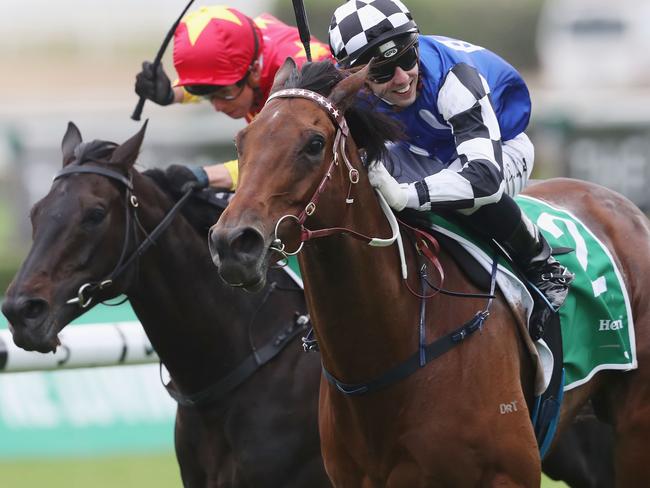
[2,0,649,486]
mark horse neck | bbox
[299,153,421,381]
[124,173,258,394]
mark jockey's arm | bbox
[204,160,238,191]
[370,63,505,212]
[164,160,238,195]
[168,84,238,190]
[416,62,506,211]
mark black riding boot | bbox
[503,215,575,339]
[462,194,573,339]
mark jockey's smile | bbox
[367,64,419,107]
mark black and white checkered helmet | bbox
[329,0,418,67]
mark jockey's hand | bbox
[135,61,175,106]
[165,165,210,195]
[367,162,418,212]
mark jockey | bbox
[328,0,574,335]
[135,5,332,191]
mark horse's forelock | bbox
[284,62,404,165]
[73,139,118,165]
[286,61,345,96]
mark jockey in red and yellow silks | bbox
[135,5,333,190]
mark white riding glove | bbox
[367,162,419,212]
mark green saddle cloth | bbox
[427,195,637,391]
[517,195,636,389]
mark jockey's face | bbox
[209,83,255,119]
[208,61,261,120]
[366,62,419,108]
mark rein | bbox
[54,164,196,308]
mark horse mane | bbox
[143,168,226,235]
[283,61,404,163]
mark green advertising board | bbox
[0,302,175,459]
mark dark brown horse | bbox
[0,122,329,488]
[209,60,649,486]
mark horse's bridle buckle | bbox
[66,283,94,308]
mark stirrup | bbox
[528,267,573,341]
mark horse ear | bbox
[329,64,370,113]
[110,120,148,168]
[62,121,82,166]
[270,57,297,94]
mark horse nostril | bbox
[231,228,265,258]
[20,298,49,321]
[210,226,265,264]
[1,296,49,327]
[208,227,222,265]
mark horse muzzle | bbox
[1,294,61,353]
[208,225,269,292]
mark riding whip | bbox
[291,0,312,62]
[131,0,196,121]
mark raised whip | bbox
[131,0,195,120]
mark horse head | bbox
[1,122,148,352]
[209,59,402,291]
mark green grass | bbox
[0,452,181,488]
[543,475,569,487]
[0,452,567,488]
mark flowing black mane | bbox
[282,61,404,163]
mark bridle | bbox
[264,88,404,268]
[54,163,313,407]
[54,163,196,309]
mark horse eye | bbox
[83,208,106,226]
[305,137,325,156]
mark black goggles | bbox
[184,73,249,100]
[368,42,419,84]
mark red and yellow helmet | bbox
[173,6,262,87]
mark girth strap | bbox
[322,312,488,396]
[322,251,499,396]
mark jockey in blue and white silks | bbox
[328,0,573,337]
[376,34,533,203]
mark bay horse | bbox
[0,122,329,488]
[209,59,650,486]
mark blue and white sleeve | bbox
[412,63,505,212]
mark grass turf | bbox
[0,452,568,487]
[0,452,181,488]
